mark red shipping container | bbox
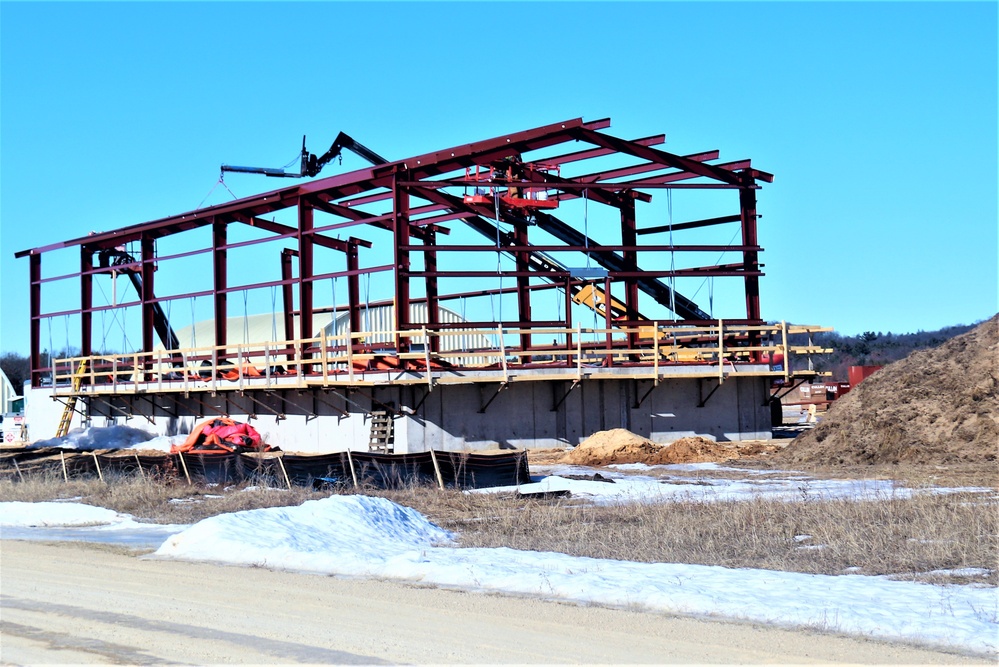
[849,365,883,388]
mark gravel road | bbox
[0,540,985,664]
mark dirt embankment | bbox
[780,315,998,466]
[558,429,779,466]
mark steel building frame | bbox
[17,117,780,388]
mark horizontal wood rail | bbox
[49,321,831,396]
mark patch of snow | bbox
[0,501,126,527]
[147,496,998,655]
[925,568,992,577]
[29,425,185,452]
[793,534,812,543]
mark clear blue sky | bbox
[2,2,996,356]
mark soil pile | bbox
[780,315,998,466]
[560,429,753,466]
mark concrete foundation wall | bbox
[24,376,772,452]
[402,376,771,452]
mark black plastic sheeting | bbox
[0,446,530,490]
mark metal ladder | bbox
[367,410,394,454]
[55,360,88,438]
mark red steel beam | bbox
[212,218,227,348]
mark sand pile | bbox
[780,315,998,466]
[560,429,746,466]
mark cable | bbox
[668,189,676,321]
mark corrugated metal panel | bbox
[1,367,20,414]
[157,313,335,351]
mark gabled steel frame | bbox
[17,118,773,387]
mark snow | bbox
[29,425,184,452]
[2,482,997,656]
[477,465,994,505]
[0,501,188,549]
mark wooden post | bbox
[429,449,445,490]
[178,451,192,485]
[60,451,68,482]
[345,449,359,489]
[134,452,146,480]
[92,452,104,483]
[277,455,293,490]
[12,458,23,482]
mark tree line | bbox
[788,321,982,380]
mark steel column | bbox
[739,182,761,322]
[393,175,411,356]
[29,254,42,386]
[280,248,297,347]
[81,247,93,356]
[298,200,315,372]
[212,218,227,348]
[620,199,639,350]
[347,241,362,339]
[514,222,532,356]
[141,234,155,354]
[739,180,762,360]
[423,228,440,354]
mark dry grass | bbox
[3,470,995,585]
[373,485,998,585]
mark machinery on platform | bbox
[221,132,388,178]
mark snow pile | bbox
[0,501,126,527]
[30,425,185,452]
[156,495,453,574]
[148,495,998,654]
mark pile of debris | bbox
[559,429,776,466]
[780,315,998,466]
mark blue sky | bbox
[1,2,996,355]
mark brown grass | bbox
[373,485,998,585]
[3,471,995,585]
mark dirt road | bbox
[0,540,984,664]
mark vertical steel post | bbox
[212,217,228,350]
[298,199,315,374]
[739,178,761,360]
[29,253,42,387]
[347,241,362,339]
[280,249,296,346]
[620,197,639,350]
[81,247,93,357]
[423,228,440,354]
[514,222,531,358]
[393,175,411,357]
[140,234,155,355]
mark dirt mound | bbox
[780,315,999,466]
[560,429,751,466]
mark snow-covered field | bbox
[2,473,996,656]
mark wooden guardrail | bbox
[49,321,831,395]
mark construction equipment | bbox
[55,360,88,438]
[221,132,388,178]
[96,248,181,351]
[220,131,699,324]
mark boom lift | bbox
[219,131,700,325]
[221,132,388,178]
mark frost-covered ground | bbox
[2,490,996,655]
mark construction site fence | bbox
[0,446,530,491]
[48,321,832,393]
